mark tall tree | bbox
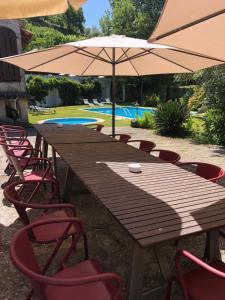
[100,0,164,38]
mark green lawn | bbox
[28,105,131,127]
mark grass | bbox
[28,105,131,127]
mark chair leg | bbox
[165,280,173,300]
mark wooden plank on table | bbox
[50,140,225,248]
[34,124,116,145]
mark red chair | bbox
[127,139,156,153]
[4,181,78,243]
[178,162,225,183]
[150,149,181,164]
[10,218,123,300]
[89,124,104,132]
[166,249,225,300]
[109,134,131,143]
[0,125,28,143]
[5,146,59,199]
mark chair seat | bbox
[184,260,225,300]
[32,210,76,242]
[24,170,54,181]
[45,259,121,300]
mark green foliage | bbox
[144,94,160,107]
[188,86,206,111]
[24,22,82,51]
[57,77,81,106]
[81,79,102,99]
[26,76,48,102]
[154,99,190,136]
[131,112,155,129]
[101,0,163,38]
[203,109,225,145]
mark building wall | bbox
[0,20,25,95]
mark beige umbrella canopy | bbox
[149,0,225,61]
[1,35,224,133]
[0,0,86,19]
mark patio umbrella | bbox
[149,0,225,61]
[1,35,224,134]
[0,0,86,19]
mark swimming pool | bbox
[85,106,155,119]
[41,117,103,125]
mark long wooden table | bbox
[54,142,225,299]
[34,124,225,299]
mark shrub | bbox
[130,112,155,129]
[26,76,48,102]
[203,109,225,145]
[144,94,160,107]
[188,86,206,111]
[58,77,81,105]
[81,79,101,99]
[154,99,190,136]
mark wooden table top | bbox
[34,124,115,144]
[53,141,225,247]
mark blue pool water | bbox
[85,106,155,119]
[43,117,99,125]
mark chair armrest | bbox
[176,249,225,280]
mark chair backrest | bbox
[10,218,85,299]
[117,134,131,143]
[152,149,181,164]
[195,162,225,182]
[128,140,156,153]
[4,181,31,225]
[92,99,98,104]
[83,99,89,105]
[0,125,27,140]
[96,124,104,132]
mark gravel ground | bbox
[1,126,225,300]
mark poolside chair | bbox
[150,149,181,164]
[4,181,78,243]
[178,162,225,183]
[166,249,225,300]
[83,99,94,106]
[109,134,131,143]
[102,98,112,104]
[10,218,123,300]
[92,99,103,106]
[127,139,156,153]
[30,105,55,114]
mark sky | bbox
[83,0,110,28]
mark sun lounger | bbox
[102,98,112,104]
[92,99,103,106]
[29,105,55,114]
[83,99,94,106]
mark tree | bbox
[100,0,164,38]
[26,76,48,102]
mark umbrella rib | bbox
[81,48,106,75]
[120,48,140,76]
[103,48,113,62]
[27,48,84,71]
[168,48,225,63]
[118,49,153,64]
[77,48,111,63]
[149,51,194,72]
[151,8,225,42]
[116,48,131,63]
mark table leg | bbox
[207,229,220,261]
[52,146,57,177]
[62,166,73,202]
[35,131,42,152]
[154,245,172,281]
[128,243,145,300]
[42,139,48,158]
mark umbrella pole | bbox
[112,48,116,136]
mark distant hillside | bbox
[23,6,87,51]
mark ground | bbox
[1,126,225,300]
